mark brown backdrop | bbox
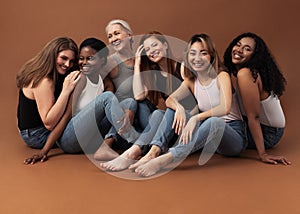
[1,0,300,213]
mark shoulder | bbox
[183,78,194,90]
[236,68,253,79]
[217,70,231,82]
[38,77,54,88]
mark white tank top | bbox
[74,75,104,115]
[194,78,242,122]
[236,87,285,128]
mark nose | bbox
[82,58,88,65]
[236,46,243,53]
[194,54,202,61]
[111,35,118,42]
[64,60,70,68]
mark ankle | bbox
[104,137,115,147]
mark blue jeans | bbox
[136,99,157,130]
[57,91,138,153]
[246,124,285,149]
[104,98,138,141]
[19,126,51,149]
[134,109,165,147]
[169,117,247,163]
[105,99,156,150]
[150,108,179,153]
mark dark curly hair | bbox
[223,32,286,97]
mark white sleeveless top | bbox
[194,78,242,122]
[236,87,285,128]
[74,75,104,115]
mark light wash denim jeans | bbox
[169,116,247,163]
[19,126,51,149]
[246,123,285,149]
[149,108,178,153]
[134,109,165,148]
[57,91,138,153]
[104,99,156,150]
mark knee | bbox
[152,109,164,119]
[122,98,137,112]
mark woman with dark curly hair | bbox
[223,32,291,165]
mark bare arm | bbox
[237,68,290,165]
[166,79,193,134]
[34,71,80,130]
[133,45,148,100]
[24,94,73,164]
[103,76,115,92]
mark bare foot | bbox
[135,152,173,177]
[100,145,142,171]
[94,138,119,161]
[129,145,161,170]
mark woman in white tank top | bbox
[131,34,247,177]
[223,32,290,165]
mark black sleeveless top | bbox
[17,74,65,130]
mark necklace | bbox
[197,76,212,86]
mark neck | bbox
[87,72,99,84]
[117,46,134,60]
[197,71,211,85]
[158,58,168,72]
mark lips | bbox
[192,62,205,68]
[80,66,90,73]
[150,50,160,59]
[232,51,243,60]
[112,40,121,46]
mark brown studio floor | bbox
[1,0,300,213]
[1,122,300,214]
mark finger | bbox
[268,159,278,165]
[280,158,291,165]
[184,132,189,144]
[24,158,32,165]
[41,155,48,162]
[178,135,183,144]
[172,119,176,130]
[189,131,193,143]
[31,158,37,165]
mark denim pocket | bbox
[19,127,50,149]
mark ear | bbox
[163,42,168,50]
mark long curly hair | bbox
[223,32,286,96]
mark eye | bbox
[244,47,251,52]
[87,56,95,61]
[144,47,150,53]
[189,51,196,56]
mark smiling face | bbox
[188,41,211,73]
[143,36,168,63]
[106,24,131,51]
[56,50,75,75]
[231,37,256,66]
[78,46,104,76]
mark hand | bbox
[62,70,81,94]
[260,153,291,165]
[179,115,198,145]
[172,107,186,135]
[135,45,144,66]
[117,109,134,135]
[24,151,48,165]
